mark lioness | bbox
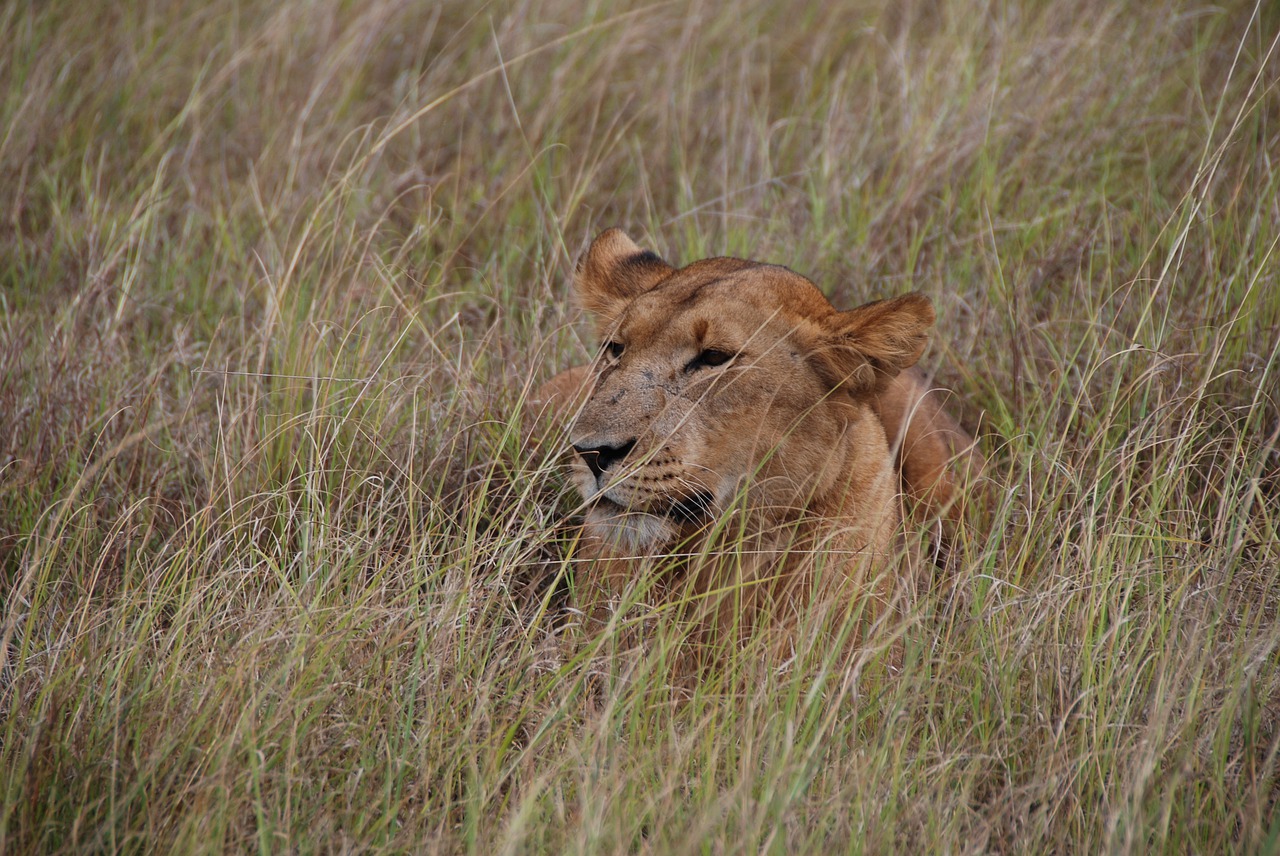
[535,229,982,650]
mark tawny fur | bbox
[531,229,984,657]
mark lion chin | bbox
[531,228,986,658]
[585,501,682,555]
[583,488,722,554]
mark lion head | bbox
[565,229,937,557]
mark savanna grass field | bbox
[3,0,1279,852]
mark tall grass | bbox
[2,0,1278,851]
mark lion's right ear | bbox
[574,229,675,330]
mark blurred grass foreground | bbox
[2,1,1279,852]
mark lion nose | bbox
[572,438,636,480]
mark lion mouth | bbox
[666,491,717,525]
[592,491,717,526]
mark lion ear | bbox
[813,293,935,394]
[574,229,675,329]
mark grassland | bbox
[2,0,1278,852]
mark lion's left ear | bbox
[812,293,935,394]
[574,229,675,331]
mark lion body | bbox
[534,230,983,647]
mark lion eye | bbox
[604,341,625,359]
[685,348,735,372]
